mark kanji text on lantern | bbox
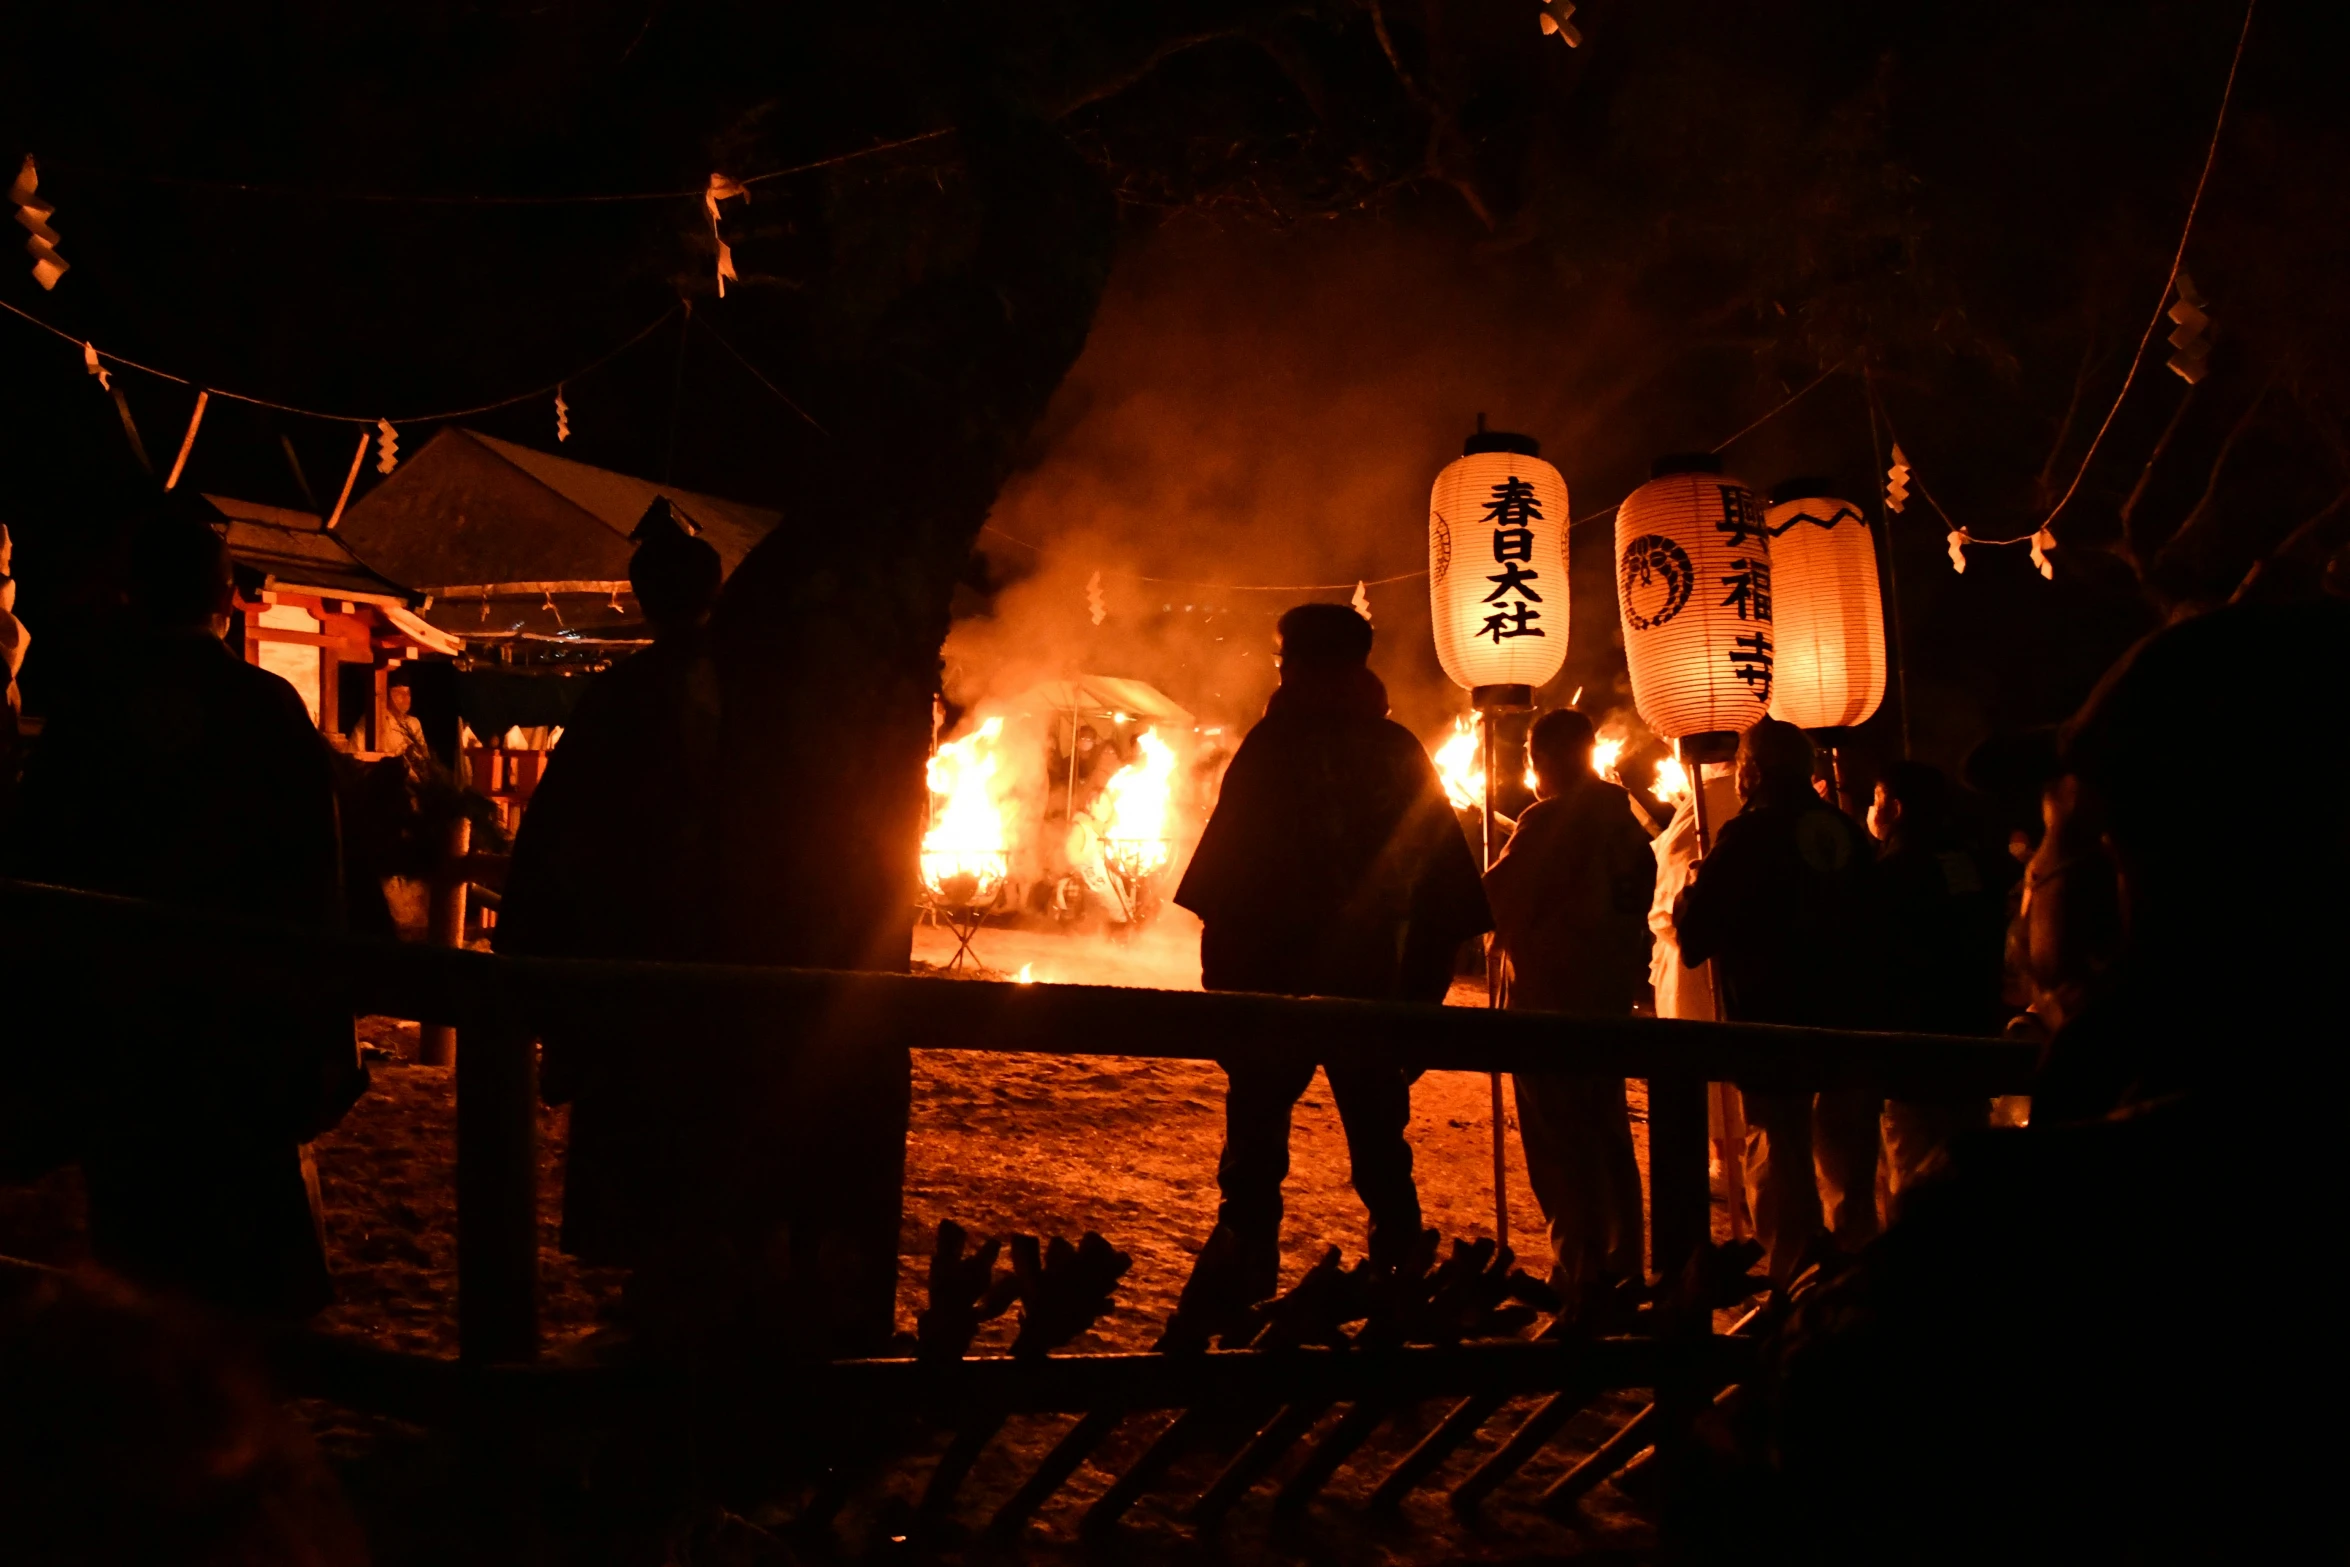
[1478,475,1547,642]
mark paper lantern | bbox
[1616,455,1775,739]
[1764,485,1885,731]
[1429,431,1569,698]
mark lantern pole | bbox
[1657,730,1739,1279]
[1431,419,1564,1260]
[1680,736,1724,1016]
[1475,683,1532,1252]
[1817,732,1849,813]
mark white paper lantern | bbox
[1429,433,1569,696]
[1764,490,1885,731]
[1616,456,1775,739]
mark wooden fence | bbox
[0,877,2039,1534]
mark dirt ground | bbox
[0,926,1678,1563]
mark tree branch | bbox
[2033,331,2109,510]
[2227,483,2350,603]
[2117,380,2198,570]
[1367,0,1434,107]
[1055,14,1313,118]
[2224,391,2350,599]
[2153,370,2276,568]
[1366,0,1495,230]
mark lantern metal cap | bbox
[1464,430,1541,458]
[1677,729,1740,763]
[1650,452,1722,478]
[1770,476,1837,504]
[1471,683,1535,711]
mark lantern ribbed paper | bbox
[1617,461,1775,739]
[1765,494,1885,731]
[1429,436,1569,694]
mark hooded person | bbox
[7,506,361,1318]
[496,499,723,1304]
[1674,717,1883,1280]
[1174,603,1489,1301]
[1868,760,2012,1197]
[1483,709,1654,1295]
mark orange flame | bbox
[1100,727,1178,877]
[1652,755,1691,804]
[922,718,1012,903]
[1433,716,1483,810]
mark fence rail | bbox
[0,876,2037,1355]
[0,878,2038,1092]
[3,877,2033,1536]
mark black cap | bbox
[1770,476,1837,504]
[1651,453,1723,478]
[1465,430,1541,458]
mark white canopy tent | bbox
[1009,675,1194,730]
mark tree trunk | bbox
[702,114,1115,1349]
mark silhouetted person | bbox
[2007,772,2123,1066]
[1484,709,1653,1295]
[1719,601,2344,1564]
[1675,718,1880,1279]
[8,511,360,1317]
[1175,604,1487,1298]
[1869,761,2010,1196]
[498,504,722,1306]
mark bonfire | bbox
[922,718,1017,969]
[1075,726,1180,925]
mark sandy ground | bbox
[2,922,1675,1562]
[902,915,1614,1351]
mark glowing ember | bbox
[1653,755,1691,804]
[1433,715,1484,810]
[1591,735,1625,780]
[922,717,1013,905]
[1101,727,1178,877]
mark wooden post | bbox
[421,816,470,1067]
[1646,1076,1711,1280]
[457,1021,539,1364]
[455,1017,543,1562]
[1711,1083,1753,1241]
[318,645,340,740]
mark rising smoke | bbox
[937,204,1866,914]
[943,210,1800,753]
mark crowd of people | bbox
[1175,602,2034,1300]
[0,505,2341,1557]
[1173,596,2341,1557]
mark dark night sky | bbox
[4,1,2341,777]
